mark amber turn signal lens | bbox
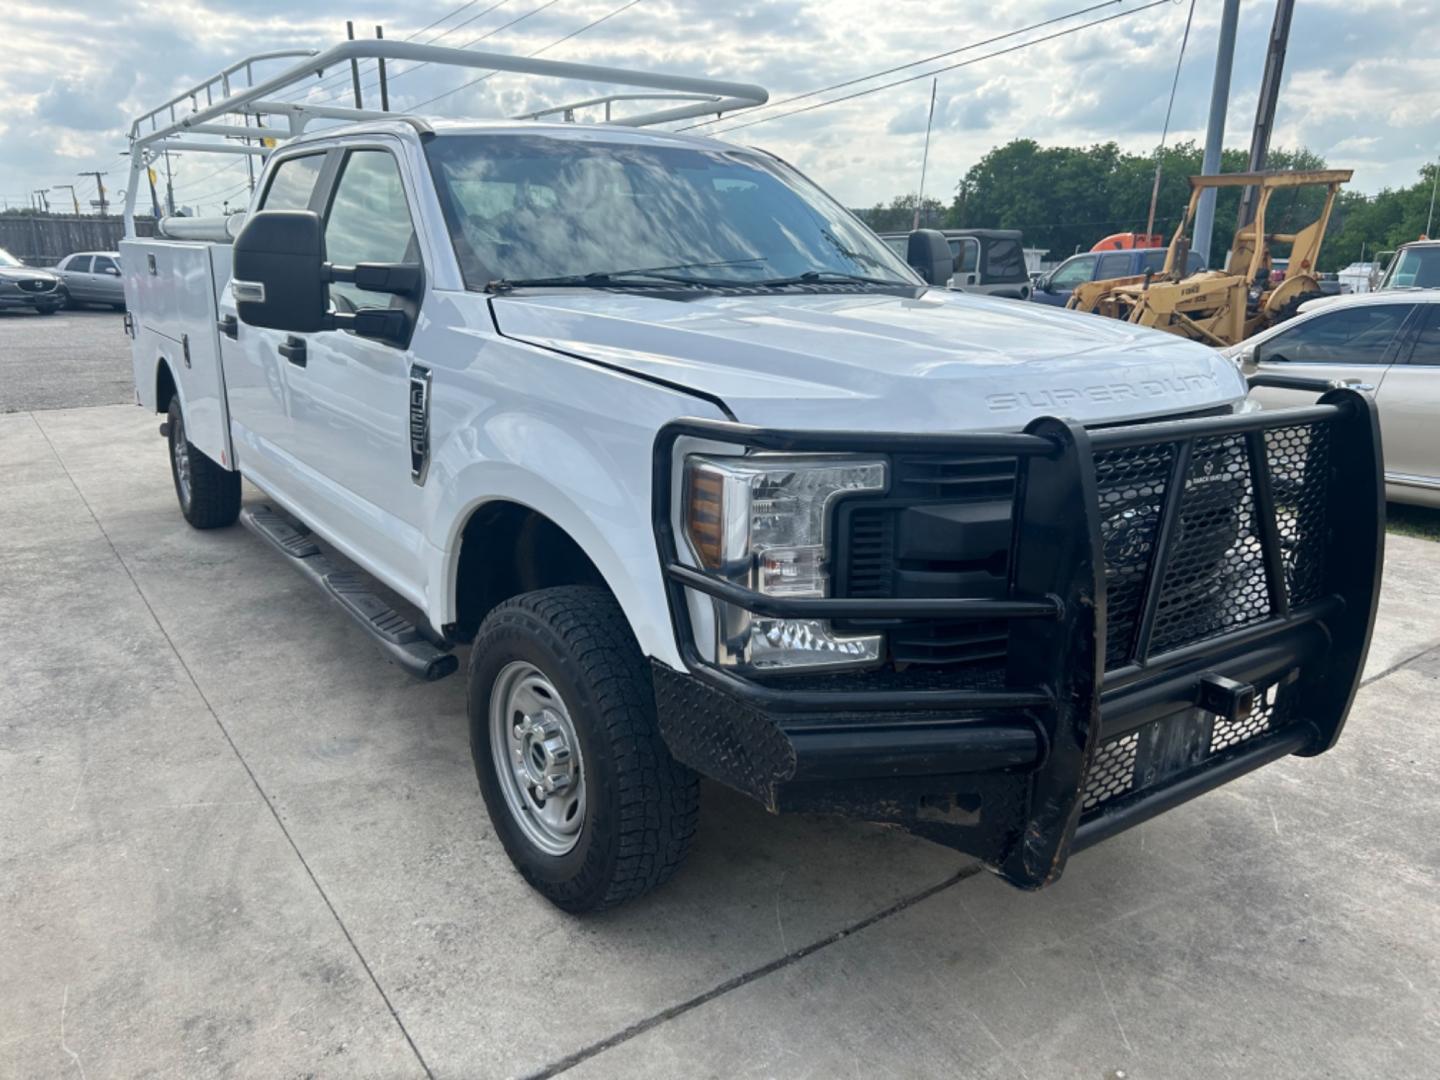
[684,466,726,569]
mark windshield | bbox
[1380,246,1440,290]
[424,134,916,289]
[0,249,20,268]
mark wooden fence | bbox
[0,214,156,266]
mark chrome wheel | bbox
[171,413,192,507]
[489,661,586,856]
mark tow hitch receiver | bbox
[1197,673,1255,723]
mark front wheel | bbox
[166,397,240,528]
[469,586,699,913]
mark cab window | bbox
[1096,252,1131,279]
[260,154,325,211]
[949,237,979,274]
[1049,254,1097,291]
[322,149,418,313]
[64,255,92,273]
[1257,304,1414,365]
[92,255,118,275]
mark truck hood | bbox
[490,288,1246,431]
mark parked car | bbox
[56,251,126,310]
[1032,248,1206,307]
[1227,289,1440,507]
[120,40,1384,913]
[0,248,64,315]
[879,228,1032,299]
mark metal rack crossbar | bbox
[124,39,769,232]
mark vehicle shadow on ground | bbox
[1388,501,1440,541]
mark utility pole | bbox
[1193,0,1240,268]
[1237,0,1295,230]
[163,153,176,217]
[912,79,938,231]
[33,189,50,213]
[53,184,81,215]
[80,171,109,216]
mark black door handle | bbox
[279,336,307,367]
[217,314,238,339]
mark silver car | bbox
[56,251,126,310]
[0,248,65,314]
[1229,290,1440,508]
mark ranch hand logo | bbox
[409,364,432,485]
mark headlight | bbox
[682,454,886,672]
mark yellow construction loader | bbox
[1067,169,1352,347]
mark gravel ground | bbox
[0,306,133,413]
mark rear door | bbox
[1247,301,1416,410]
[1094,252,1132,282]
[1373,304,1440,498]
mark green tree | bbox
[855,193,948,232]
[946,138,1329,267]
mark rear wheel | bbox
[166,397,240,529]
[469,586,699,913]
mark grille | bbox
[1094,442,1173,667]
[19,279,56,293]
[1147,434,1270,654]
[841,415,1335,675]
[1082,681,1295,812]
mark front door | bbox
[247,142,431,601]
[1246,301,1416,412]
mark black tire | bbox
[469,585,699,913]
[166,397,241,529]
[34,305,59,316]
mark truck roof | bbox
[282,116,742,153]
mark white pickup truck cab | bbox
[121,43,1384,912]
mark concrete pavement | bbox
[3,403,1439,1079]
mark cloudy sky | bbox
[2,0,1436,216]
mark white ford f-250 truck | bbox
[120,42,1383,912]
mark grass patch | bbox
[1387,502,1440,542]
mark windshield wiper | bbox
[742,269,915,288]
[487,257,769,293]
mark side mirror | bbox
[104,267,120,276]
[232,209,422,344]
[906,229,952,287]
[232,209,329,333]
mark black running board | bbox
[240,505,459,682]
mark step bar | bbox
[240,506,458,682]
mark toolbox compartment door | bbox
[120,238,236,470]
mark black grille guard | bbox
[651,383,1384,889]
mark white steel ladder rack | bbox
[124,39,768,234]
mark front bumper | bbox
[650,385,1384,889]
[0,280,62,308]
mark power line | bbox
[410,0,643,112]
[1144,0,1197,237]
[680,0,1128,132]
[704,0,1171,137]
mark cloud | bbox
[0,0,1435,215]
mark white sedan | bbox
[1225,289,1440,508]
